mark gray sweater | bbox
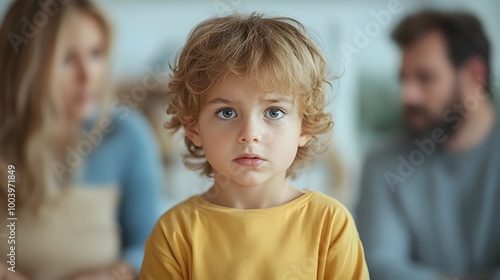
[356,115,500,280]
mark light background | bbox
[2,0,498,211]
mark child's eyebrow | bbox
[208,98,233,105]
[264,98,294,105]
[207,97,294,106]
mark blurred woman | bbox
[0,0,163,279]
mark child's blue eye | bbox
[216,108,237,120]
[264,108,285,120]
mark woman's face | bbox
[56,12,107,122]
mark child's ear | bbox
[298,131,312,147]
[184,123,203,147]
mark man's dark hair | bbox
[392,10,492,95]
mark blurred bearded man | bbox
[356,10,500,280]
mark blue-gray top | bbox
[356,114,500,280]
[76,107,163,272]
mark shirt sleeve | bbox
[324,206,370,280]
[355,152,440,280]
[118,111,164,273]
[139,222,184,280]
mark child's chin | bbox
[232,174,269,187]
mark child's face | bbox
[186,75,311,187]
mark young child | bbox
[140,14,369,280]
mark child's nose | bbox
[238,117,262,144]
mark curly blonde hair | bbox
[166,13,333,179]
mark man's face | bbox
[399,30,461,135]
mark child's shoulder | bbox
[307,191,352,215]
[304,191,356,228]
[155,195,200,226]
[306,191,360,249]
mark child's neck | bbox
[202,173,305,209]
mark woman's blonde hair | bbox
[0,0,113,210]
[166,13,333,179]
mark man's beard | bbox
[404,86,463,145]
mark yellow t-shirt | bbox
[140,191,369,280]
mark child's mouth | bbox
[233,154,265,167]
